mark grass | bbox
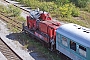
[7,23,19,32]
[79,11,90,27]
[18,33,62,60]
[56,16,87,27]
[81,2,90,13]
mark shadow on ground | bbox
[6,32,47,60]
[6,32,25,46]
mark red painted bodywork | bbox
[35,32,49,43]
[39,20,60,40]
[27,16,37,29]
[26,11,61,43]
[40,13,52,21]
[27,11,52,29]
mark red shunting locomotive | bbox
[23,9,61,51]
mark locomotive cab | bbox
[39,11,52,21]
[27,16,37,30]
[27,9,52,30]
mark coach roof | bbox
[56,23,90,48]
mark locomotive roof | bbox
[56,23,90,48]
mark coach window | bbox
[70,40,76,51]
[57,34,61,43]
[62,36,68,47]
[57,34,60,39]
[79,45,86,57]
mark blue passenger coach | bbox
[56,23,90,60]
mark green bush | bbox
[59,4,72,17]
[15,0,80,18]
[59,3,80,18]
[71,5,80,17]
[39,2,57,12]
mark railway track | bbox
[4,0,30,13]
[0,0,30,32]
[0,12,22,31]
[0,37,23,60]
